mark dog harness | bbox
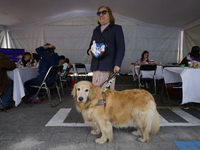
[96,92,106,107]
[96,72,118,106]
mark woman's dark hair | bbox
[32,53,41,62]
[44,43,55,53]
[190,46,200,58]
[65,58,70,63]
[97,6,115,25]
[59,55,65,60]
[141,50,149,61]
[22,52,31,61]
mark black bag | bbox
[91,31,108,59]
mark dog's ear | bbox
[88,84,97,100]
[71,83,76,98]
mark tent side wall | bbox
[183,24,200,58]
[7,19,179,73]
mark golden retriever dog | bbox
[71,81,160,144]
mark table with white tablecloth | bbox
[163,67,200,104]
[7,67,38,107]
[131,65,164,80]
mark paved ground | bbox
[0,75,200,150]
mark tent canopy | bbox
[1,0,200,30]
[0,0,200,73]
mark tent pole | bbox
[4,27,9,48]
[177,30,183,63]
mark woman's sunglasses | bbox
[97,10,108,16]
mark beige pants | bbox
[92,70,116,90]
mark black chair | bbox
[0,91,7,112]
[161,65,182,109]
[30,65,63,107]
[74,63,88,82]
[59,65,73,95]
[138,64,157,95]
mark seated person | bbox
[135,50,150,88]
[24,43,59,103]
[65,58,71,66]
[18,52,32,67]
[135,50,149,66]
[0,52,16,110]
[180,46,200,66]
[59,55,68,77]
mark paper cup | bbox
[188,61,192,67]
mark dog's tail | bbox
[151,109,160,134]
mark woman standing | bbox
[87,6,125,90]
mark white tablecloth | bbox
[163,67,200,104]
[7,67,38,107]
[133,65,163,80]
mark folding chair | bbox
[138,64,157,95]
[0,91,7,112]
[74,63,88,82]
[161,65,182,109]
[30,65,63,107]
[59,65,73,95]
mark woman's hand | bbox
[114,65,120,73]
[46,44,56,49]
[136,62,141,66]
[88,49,92,56]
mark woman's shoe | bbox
[140,83,145,88]
[145,82,150,89]
[33,99,41,104]
[27,98,34,101]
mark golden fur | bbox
[71,81,160,144]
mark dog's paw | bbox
[91,130,100,135]
[137,137,146,143]
[95,138,107,144]
[132,131,140,136]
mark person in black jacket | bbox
[0,52,16,110]
[87,6,125,90]
[24,43,59,103]
[180,46,200,66]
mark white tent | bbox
[1,0,200,73]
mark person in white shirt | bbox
[59,55,68,77]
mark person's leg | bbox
[24,78,42,96]
[92,71,116,90]
[0,79,13,107]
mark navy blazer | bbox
[36,46,59,83]
[88,23,125,71]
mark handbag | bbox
[91,30,108,59]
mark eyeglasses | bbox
[97,10,108,16]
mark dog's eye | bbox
[77,88,80,91]
[85,89,89,92]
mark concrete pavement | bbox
[0,75,200,150]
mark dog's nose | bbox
[78,97,83,101]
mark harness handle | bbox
[100,72,118,92]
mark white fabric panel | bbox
[0,26,7,48]
[121,25,179,73]
[183,24,200,59]
[8,18,179,73]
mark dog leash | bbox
[100,72,118,92]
